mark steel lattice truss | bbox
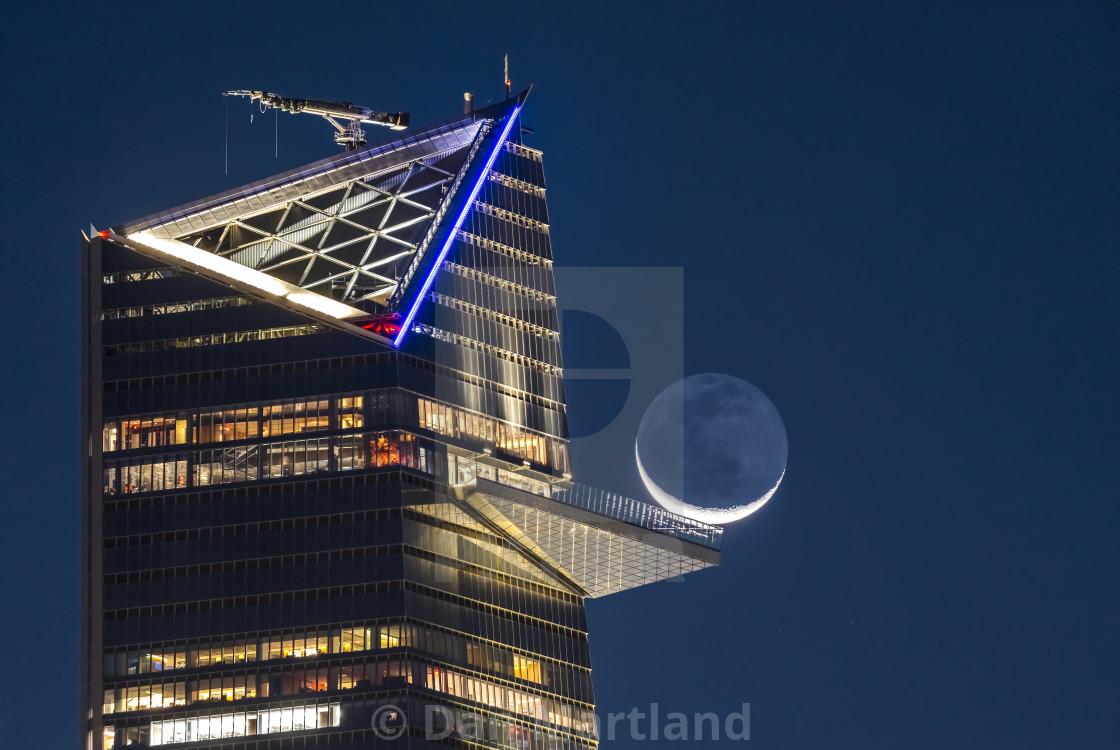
[176,149,470,304]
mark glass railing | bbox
[550,483,723,550]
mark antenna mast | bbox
[223,90,409,151]
[504,55,511,100]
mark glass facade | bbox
[82,95,718,750]
[83,99,600,750]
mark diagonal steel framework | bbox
[177,157,462,304]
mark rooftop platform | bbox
[455,478,721,598]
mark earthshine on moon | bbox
[635,373,788,524]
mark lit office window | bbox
[338,395,364,429]
[196,641,257,668]
[104,682,186,713]
[149,702,339,745]
[103,414,188,451]
[514,654,543,683]
[109,458,187,494]
[263,633,330,660]
[338,626,370,653]
[194,676,255,702]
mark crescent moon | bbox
[636,441,783,525]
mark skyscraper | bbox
[81,90,721,750]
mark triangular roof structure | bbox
[112,93,528,347]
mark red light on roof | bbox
[355,312,403,337]
[97,230,110,239]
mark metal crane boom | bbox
[224,89,409,151]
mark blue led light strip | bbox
[392,105,522,348]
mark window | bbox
[263,632,329,661]
[108,458,187,495]
[261,399,329,437]
[370,434,402,467]
[497,469,549,498]
[104,414,188,451]
[196,641,257,668]
[275,667,331,695]
[194,676,255,702]
[336,435,365,471]
[104,423,446,496]
[414,395,564,470]
[513,654,542,683]
[193,446,260,486]
[467,642,503,673]
[338,627,369,653]
[149,702,339,745]
[105,643,246,678]
[338,395,364,429]
[380,625,402,649]
[103,681,186,713]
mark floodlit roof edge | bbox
[114,95,528,238]
[114,232,396,348]
[125,230,367,319]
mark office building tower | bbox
[81,90,721,749]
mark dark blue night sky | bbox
[1,2,1117,747]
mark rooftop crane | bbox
[223,90,409,151]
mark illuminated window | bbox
[102,295,253,320]
[513,655,542,683]
[104,682,186,713]
[196,641,256,668]
[102,268,177,284]
[260,399,329,438]
[339,627,369,653]
[105,414,187,451]
[112,458,187,494]
[194,676,255,702]
[380,625,402,649]
[148,702,340,745]
[104,324,321,355]
[338,396,364,429]
[413,395,564,470]
[263,633,329,661]
[369,434,402,467]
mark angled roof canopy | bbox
[115,93,529,347]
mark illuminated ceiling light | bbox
[127,231,366,320]
[129,231,287,295]
[393,105,523,348]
